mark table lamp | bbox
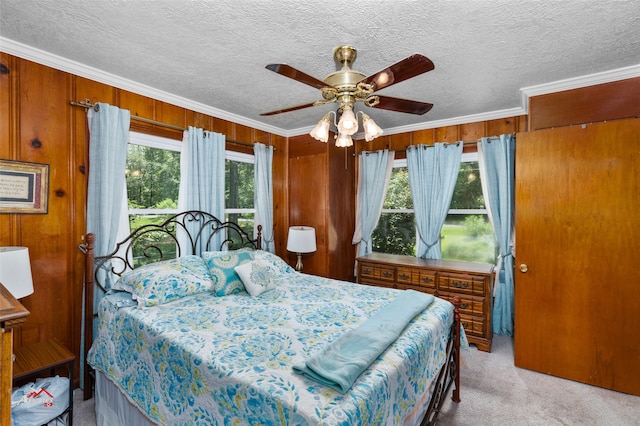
[286,226,317,271]
[0,246,35,299]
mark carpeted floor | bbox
[438,335,640,425]
[72,335,640,425]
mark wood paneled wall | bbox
[287,134,356,282]
[355,115,528,154]
[529,77,640,131]
[8,51,604,389]
[0,53,288,386]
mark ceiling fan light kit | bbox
[335,132,354,148]
[262,45,434,147]
[309,113,332,143]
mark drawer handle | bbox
[452,280,469,289]
[363,269,372,274]
[421,277,433,283]
[460,303,469,309]
[382,271,393,278]
[399,273,410,280]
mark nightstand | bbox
[12,339,74,426]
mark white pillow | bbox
[234,258,278,297]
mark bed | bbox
[81,210,462,425]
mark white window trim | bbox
[130,131,181,151]
[226,150,254,164]
[225,150,256,218]
[386,152,487,215]
[127,132,181,217]
[127,132,257,216]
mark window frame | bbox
[379,152,488,217]
[126,132,257,218]
[127,131,182,216]
[374,150,493,260]
[224,150,256,217]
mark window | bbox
[372,152,496,263]
[225,151,255,240]
[126,132,181,230]
[373,161,416,256]
[125,132,255,259]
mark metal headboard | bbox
[79,210,262,400]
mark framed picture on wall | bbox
[0,159,49,214]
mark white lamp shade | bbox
[0,246,34,299]
[286,226,317,253]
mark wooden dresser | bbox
[0,283,30,426]
[357,253,494,352]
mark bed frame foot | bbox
[420,296,461,425]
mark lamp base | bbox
[295,253,303,271]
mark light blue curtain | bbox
[84,102,130,387]
[478,134,516,336]
[407,142,463,259]
[254,143,275,252]
[352,150,395,258]
[178,127,226,253]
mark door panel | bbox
[514,119,640,396]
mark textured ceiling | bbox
[1,0,639,137]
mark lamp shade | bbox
[0,246,34,299]
[335,133,353,148]
[337,108,358,136]
[310,114,331,143]
[286,227,317,253]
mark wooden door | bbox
[514,119,640,396]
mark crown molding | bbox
[379,107,527,137]
[0,37,288,137]
[4,36,638,140]
[520,64,640,112]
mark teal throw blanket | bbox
[293,289,434,393]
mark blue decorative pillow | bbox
[251,250,295,275]
[235,258,278,297]
[113,256,214,307]
[201,250,253,296]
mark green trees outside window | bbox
[372,158,496,264]
[124,134,256,262]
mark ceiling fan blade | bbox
[360,54,435,91]
[260,101,319,116]
[265,64,328,90]
[370,95,433,115]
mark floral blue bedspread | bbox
[88,273,460,425]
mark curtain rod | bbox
[356,134,516,155]
[69,100,260,149]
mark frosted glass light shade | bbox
[335,133,353,148]
[0,246,34,299]
[309,115,331,142]
[337,108,358,136]
[286,227,317,253]
[362,114,384,141]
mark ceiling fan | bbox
[260,45,435,145]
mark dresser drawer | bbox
[359,262,395,283]
[459,314,485,337]
[397,283,436,296]
[439,293,486,317]
[356,254,493,351]
[397,267,436,290]
[439,273,487,297]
